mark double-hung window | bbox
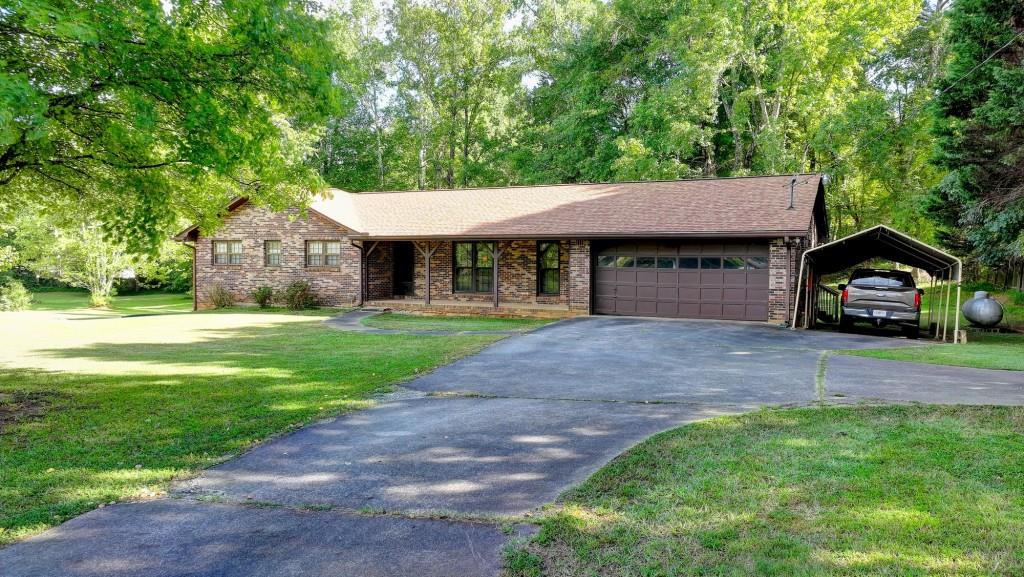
[212,240,242,265]
[453,242,494,292]
[264,240,282,266]
[306,240,341,267]
[537,241,560,295]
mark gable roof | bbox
[176,174,826,241]
[311,174,825,240]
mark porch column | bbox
[413,241,438,306]
[481,242,504,308]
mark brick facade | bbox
[194,203,361,308]
[190,203,805,323]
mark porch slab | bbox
[365,298,580,318]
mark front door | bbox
[393,242,416,296]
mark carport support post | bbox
[942,267,953,342]
[934,274,946,341]
[927,275,935,335]
[790,253,808,329]
[953,261,962,344]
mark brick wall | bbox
[767,237,806,324]
[568,240,591,312]
[194,203,361,308]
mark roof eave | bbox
[348,230,813,241]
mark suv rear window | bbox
[849,271,914,288]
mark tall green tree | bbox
[514,0,921,183]
[928,0,1024,266]
[0,0,348,250]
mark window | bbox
[636,257,656,268]
[264,240,282,267]
[454,242,494,292]
[213,240,242,265]
[656,257,676,269]
[849,270,914,287]
[615,256,635,268]
[700,257,722,269]
[746,256,768,270]
[597,255,616,267]
[306,240,341,267]
[537,241,560,295]
[723,257,746,270]
[678,257,699,269]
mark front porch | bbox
[361,239,591,317]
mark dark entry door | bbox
[393,242,415,296]
[594,241,770,321]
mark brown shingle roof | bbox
[312,174,824,239]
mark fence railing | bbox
[816,284,841,324]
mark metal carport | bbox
[792,225,963,343]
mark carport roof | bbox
[802,225,961,279]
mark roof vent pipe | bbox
[788,177,797,210]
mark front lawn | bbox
[30,290,194,316]
[841,332,1024,371]
[508,405,1024,577]
[362,311,555,332]
[0,307,502,545]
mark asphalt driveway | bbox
[3,316,1023,577]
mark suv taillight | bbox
[841,289,849,304]
[914,291,921,309]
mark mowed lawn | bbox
[842,332,1024,371]
[508,405,1024,577]
[0,295,503,545]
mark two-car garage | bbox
[594,241,771,321]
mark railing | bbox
[815,284,841,324]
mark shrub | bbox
[252,286,275,308]
[1012,290,1024,306]
[207,284,235,309]
[281,281,317,310]
[0,279,32,311]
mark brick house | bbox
[175,174,827,323]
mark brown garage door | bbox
[594,241,770,320]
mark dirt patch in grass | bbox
[0,391,60,433]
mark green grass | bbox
[510,405,1024,577]
[361,312,555,332]
[30,290,194,316]
[917,287,1024,331]
[841,332,1024,371]
[0,306,503,545]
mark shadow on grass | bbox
[517,405,1024,577]
[0,320,500,545]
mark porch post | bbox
[481,242,503,309]
[413,241,438,306]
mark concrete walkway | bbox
[3,317,1022,576]
[323,308,528,335]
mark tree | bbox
[17,214,136,307]
[0,0,348,250]
[928,0,1024,267]
[513,0,924,184]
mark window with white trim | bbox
[213,240,242,265]
[306,240,341,267]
